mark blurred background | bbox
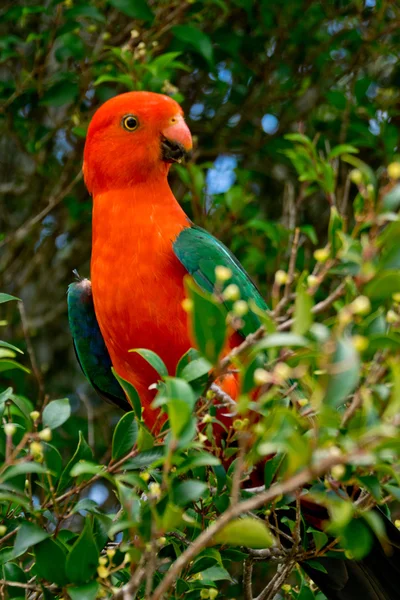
[1,0,400,449]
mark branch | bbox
[277,280,347,331]
[150,448,365,600]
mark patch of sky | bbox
[228,114,241,127]
[365,0,376,7]
[190,102,204,121]
[261,114,279,135]
[330,49,347,60]
[206,154,237,197]
[366,83,378,99]
[87,482,109,506]
[55,232,69,250]
[327,20,345,35]
[266,38,276,58]
[369,109,389,136]
[35,215,56,252]
[54,129,73,163]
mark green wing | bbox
[68,278,131,412]
[173,224,268,337]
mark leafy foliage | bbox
[1,0,400,599]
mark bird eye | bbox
[122,115,139,131]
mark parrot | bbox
[68,91,400,600]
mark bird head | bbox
[83,91,193,194]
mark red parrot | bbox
[78,91,254,432]
[68,91,400,600]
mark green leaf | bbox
[264,453,284,489]
[328,145,359,160]
[324,337,360,407]
[180,357,211,382]
[13,523,49,558]
[0,360,30,374]
[125,447,165,470]
[0,293,20,304]
[293,278,313,336]
[112,369,142,421]
[34,538,67,586]
[199,565,233,582]
[69,461,107,478]
[172,25,214,67]
[129,348,168,378]
[42,398,70,429]
[66,518,99,584]
[185,278,227,364]
[382,184,400,212]
[112,411,138,460]
[173,480,208,506]
[153,377,196,438]
[253,333,308,351]
[2,462,49,481]
[41,81,79,107]
[365,271,400,300]
[328,205,344,257]
[0,341,23,354]
[212,518,274,548]
[57,432,93,492]
[108,0,153,21]
[340,519,373,560]
[69,582,99,600]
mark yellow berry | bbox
[307,274,319,288]
[106,548,116,559]
[298,398,308,407]
[253,368,272,386]
[314,248,330,263]
[30,441,43,456]
[97,565,109,579]
[392,293,400,302]
[198,433,208,443]
[182,298,193,313]
[222,284,240,301]
[140,472,150,482]
[386,310,398,324]
[98,556,107,566]
[202,414,213,424]
[350,296,371,315]
[282,584,291,592]
[395,519,400,529]
[352,335,368,353]
[123,553,131,564]
[4,423,16,437]
[274,362,291,381]
[38,427,52,442]
[331,464,345,480]
[200,589,210,599]
[30,411,40,422]
[387,162,400,180]
[130,29,139,38]
[349,169,363,185]
[338,308,352,326]
[215,265,232,282]
[233,300,248,316]
[148,482,161,498]
[0,525,6,536]
[274,270,288,286]
[209,590,218,600]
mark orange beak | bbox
[161,117,192,163]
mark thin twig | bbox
[243,558,253,600]
[18,301,45,405]
[277,280,347,331]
